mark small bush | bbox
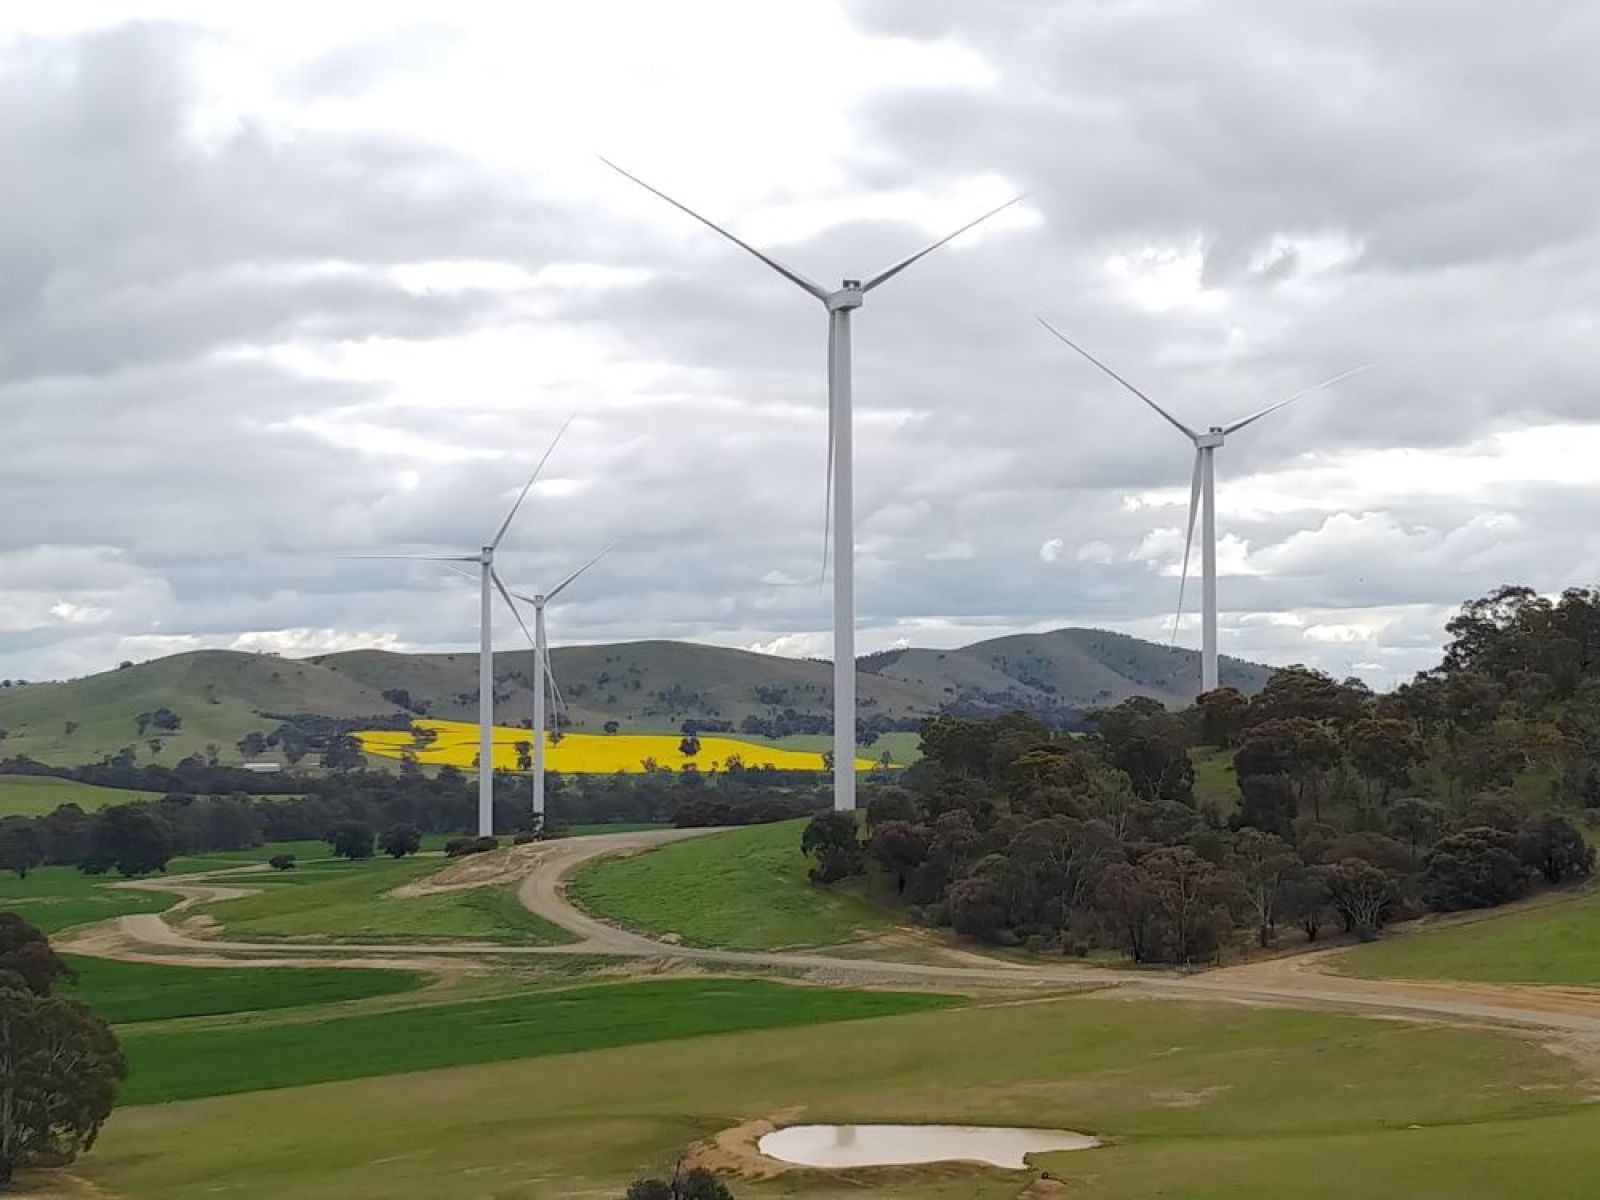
[512,832,537,845]
[268,854,296,871]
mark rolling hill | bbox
[0,629,1273,766]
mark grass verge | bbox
[569,820,896,950]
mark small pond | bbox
[757,1124,1099,1170]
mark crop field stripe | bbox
[114,977,958,1104]
[354,717,878,773]
[62,954,428,1024]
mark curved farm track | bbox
[66,828,1600,1039]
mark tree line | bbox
[801,583,1600,963]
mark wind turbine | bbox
[354,418,572,835]
[1036,316,1374,693]
[603,156,1023,811]
[506,544,614,828]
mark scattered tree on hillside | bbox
[379,824,422,858]
[327,821,376,861]
[1516,812,1594,885]
[79,805,172,878]
[268,853,296,871]
[624,1167,735,1200]
[678,735,701,759]
[0,914,75,996]
[1424,827,1529,911]
[800,811,863,883]
[1228,829,1298,948]
[1091,698,1194,805]
[1344,717,1423,806]
[1195,687,1249,748]
[0,918,125,1188]
[0,821,44,880]
[1325,858,1399,939]
[867,820,928,894]
[1386,796,1446,853]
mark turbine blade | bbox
[1035,316,1199,440]
[543,646,568,716]
[1222,362,1379,435]
[545,541,616,603]
[490,415,575,550]
[437,562,481,584]
[598,156,829,301]
[862,194,1027,293]
[1172,451,1203,646]
[490,569,540,658]
[341,553,479,562]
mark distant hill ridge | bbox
[0,628,1272,767]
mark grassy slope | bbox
[195,855,575,945]
[113,978,954,1104]
[0,842,332,934]
[0,775,161,816]
[1337,886,1600,985]
[569,819,895,950]
[2,629,1263,773]
[0,649,403,766]
[81,993,1594,1200]
[62,954,425,1024]
[1190,745,1239,810]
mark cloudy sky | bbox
[3,1,1598,687]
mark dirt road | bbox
[78,827,1600,1036]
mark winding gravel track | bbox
[79,828,1600,1037]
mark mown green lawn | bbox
[194,854,575,946]
[62,954,426,1024]
[569,819,895,950]
[79,992,1600,1200]
[113,977,955,1104]
[1337,885,1600,985]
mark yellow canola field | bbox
[354,718,876,774]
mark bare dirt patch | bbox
[387,841,574,898]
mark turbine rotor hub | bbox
[1196,431,1225,449]
[826,282,864,312]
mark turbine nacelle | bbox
[827,283,864,312]
[1195,430,1225,449]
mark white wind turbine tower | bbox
[1036,317,1374,693]
[506,544,614,827]
[356,419,572,836]
[603,157,1023,811]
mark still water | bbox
[757,1124,1099,1169]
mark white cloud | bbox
[6,4,1600,688]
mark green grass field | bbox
[193,854,575,945]
[0,864,172,933]
[113,977,954,1104]
[1336,886,1600,985]
[569,820,895,950]
[1190,745,1238,809]
[0,774,160,816]
[62,954,426,1024]
[76,991,1600,1200]
[0,841,337,935]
